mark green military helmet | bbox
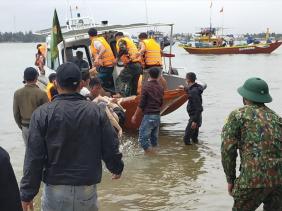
[237,77,272,103]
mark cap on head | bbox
[237,77,272,103]
[186,72,197,82]
[114,32,124,39]
[23,67,39,83]
[56,62,82,89]
[88,28,97,37]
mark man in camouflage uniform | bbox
[221,77,282,211]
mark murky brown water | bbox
[1,43,281,210]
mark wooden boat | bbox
[120,86,188,130]
[35,15,191,130]
[180,26,282,54]
[180,41,282,54]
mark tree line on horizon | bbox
[1,31,282,43]
[174,32,282,40]
[0,31,45,43]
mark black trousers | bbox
[115,62,142,97]
[184,114,202,144]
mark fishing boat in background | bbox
[179,27,282,54]
[180,40,282,54]
[34,11,195,130]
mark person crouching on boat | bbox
[138,32,167,90]
[132,67,164,154]
[89,78,125,138]
[79,70,91,99]
[35,44,46,75]
[88,28,115,90]
[114,32,142,97]
[180,72,203,145]
[46,73,58,101]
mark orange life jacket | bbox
[90,36,115,67]
[46,82,54,102]
[38,43,46,55]
[142,38,162,67]
[116,37,141,64]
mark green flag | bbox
[50,9,63,66]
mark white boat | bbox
[34,14,196,129]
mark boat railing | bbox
[66,17,96,31]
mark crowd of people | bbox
[0,27,281,211]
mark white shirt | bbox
[93,40,103,51]
[80,87,91,97]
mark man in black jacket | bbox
[183,72,203,145]
[20,62,124,211]
[0,147,22,211]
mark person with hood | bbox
[181,72,204,145]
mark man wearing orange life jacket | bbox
[46,73,58,101]
[88,28,115,89]
[138,32,167,90]
[35,44,46,75]
[114,32,142,97]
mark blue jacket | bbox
[20,93,124,202]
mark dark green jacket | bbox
[221,104,282,188]
[13,83,48,129]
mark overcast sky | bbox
[0,0,281,34]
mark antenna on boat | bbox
[220,6,224,36]
[144,0,149,24]
[69,5,73,19]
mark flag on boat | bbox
[220,7,224,13]
[210,1,213,8]
[50,9,63,66]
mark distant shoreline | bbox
[1,31,282,43]
[0,31,45,43]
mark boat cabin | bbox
[35,21,194,129]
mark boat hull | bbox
[181,41,282,54]
[37,72,189,130]
[121,89,188,130]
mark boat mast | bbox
[220,7,224,36]
[266,28,269,41]
[69,5,73,19]
[168,24,173,74]
[209,0,212,42]
[144,0,149,24]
